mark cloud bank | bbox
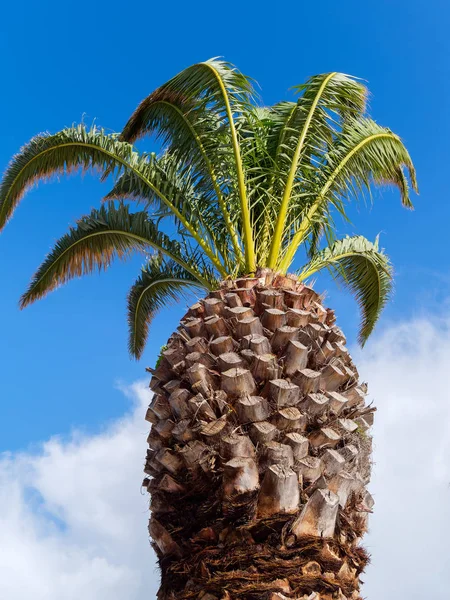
[358,317,450,599]
[1,316,450,599]
[0,381,159,600]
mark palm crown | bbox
[0,59,417,358]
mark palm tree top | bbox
[0,58,417,357]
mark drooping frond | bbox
[279,118,417,272]
[298,235,393,344]
[122,58,255,142]
[20,202,214,308]
[122,58,257,272]
[0,125,225,275]
[0,125,134,230]
[127,256,210,359]
[319,118,417,207]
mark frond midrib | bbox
[201,62,256,273]
[148,99,243,266]
[267,72,337,268]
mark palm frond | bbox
[298,235,393,344]
[233,106,281,263]
[20,202,214,308]
[280,118,417,271]
[119,82,243,263]
[122,57,255,142]
[122,57,256,272]
[321,118,418,206]
[104,151,196,217]
[0,125,226,274]
[267,73,367,268]
[0,125,133,229]
[127,256,210,359]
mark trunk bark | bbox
[144,271,373,600]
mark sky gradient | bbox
[0,1,449,597]
[1,0,448,449]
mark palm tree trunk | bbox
[144,270,373,600]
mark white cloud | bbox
[0,381,159,600]
[357,318,450,599]
[1,318,450,599]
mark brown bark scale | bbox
[143,270,374,600]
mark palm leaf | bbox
[119,84,243,262]
[267,73,367,267]
[280,118,417,271]
[0,125,225,275]
[233,106,280,263]
[121,57,255,142]
[127,256,210,359]
[298,235,393,344]
[20,202,213,308]
[121,58,256,271]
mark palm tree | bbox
[0,59,416,600]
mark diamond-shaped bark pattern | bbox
[144,272,373,600]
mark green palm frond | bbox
[0,125,226,275]
[127,255,212,359]
[267,73,367,268]
[0,124,134,229]
[20,202,214,308]
[121,58,256,271]
[320,117,417,207]
[298,235,393,344]
[119,79,243,263]
[104,151,187,206]
[279,118,417,271]
[122,57,255,142]
[234,106,279,262]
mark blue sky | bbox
[0,0,448,454]
[2,2,450,599]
